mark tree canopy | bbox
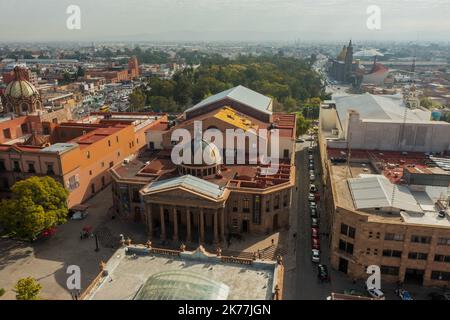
[15,277,42,300]
[0,176,69,240]
[138,55,326,113]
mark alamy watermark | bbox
[366,5,381,30]
[66,5,81,30]
[170,121,280,175]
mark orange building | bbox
[0,112,168,208]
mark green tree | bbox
[295,112,311,137]
[420,97,433,109]
[0,288,5,297]
[129,88,146,112]
[0,176,69,240]
[15,277,42,300]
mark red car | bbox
[312,237,321,250]
[311,227,319,239]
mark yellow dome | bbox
[5,80,39,99]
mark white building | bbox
[320,93,450,153]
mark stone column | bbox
[172,206,178,241]
[214,209,219,244]
[199,207,205,243]
[220,207,225,243]
[186,208,192,243]
[147,203,153,239]
[160,205,166,240]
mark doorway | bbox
[242,220,249,233]
[273,214,279,231]
[404,268,424,285]
[338,257,348,274]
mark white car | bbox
[308,193,315,201]
[310,174,315,181]
[367,287,385,300]
[309,155,314,160]
[312,249,320,263]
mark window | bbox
[366,248,371,255]
[274,195,280,210]
[68,176,79,190]
[411,235,431,244]
[27,162,36,173]
[266,199,271,212]
[382,249,402,258]
[376,232,380,239]
[13,160,20,172]
[0,160,6,172]
[385,233,404,242]
[283,194,288,207]
[86,151,91,159]
[338,239,354,255]
[21,123,29,134]
[108,140,111,147]
[232,200,238,212]
[381,266,400,276]
[132,189,140,203]
[47,163,54,175]
[117,151,121,157]
[243,198,250,213]
[434,255,450,263]
[408,252,428,260]
[431,271,450,281]
[116,136,119,143]
[253,195,261,225]
[340,223,356,239]
[89,170,92,176]
[137,138,139,144]
[109,161,114,168]
[437,238,450,246]
[374,249,378,256]
[3,128,11,139]
[101,162,105,168]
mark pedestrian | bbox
[271,238,275,246]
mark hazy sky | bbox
[1,0,450,42]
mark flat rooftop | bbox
[328,148,450,227]
[85,246,278,300]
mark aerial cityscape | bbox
[1,0,450,307]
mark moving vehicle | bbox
[318,264,330,282]
[367,287,385,300]
[312,249,320,263]
[396,289,413,300]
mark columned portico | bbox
[160,205,166,241]
[186,207,192,243]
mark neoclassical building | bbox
[111,86,296,245]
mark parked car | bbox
[308,147,313,154]
[311,237,321,250]
[308,193,316,201]
[310,184,317,192]
[318,264,330,282]
[309,173,316,181]
[396,289,413,300]
[310,208,318,218]
[311,249,320,263]
[309,154,314,160]
[311,227,319,238]
[428,292,450,300]
[309,201,317,210]
[367,287,385,300]
[311,217,319,227]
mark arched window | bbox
[21,103,29,113]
